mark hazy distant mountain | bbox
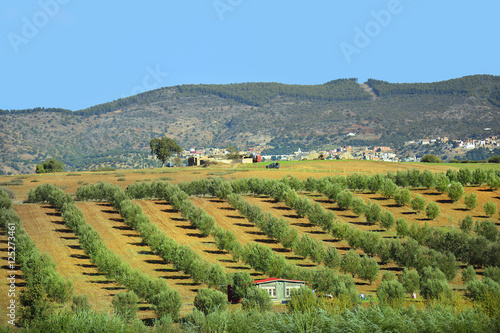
[1,75,499,174]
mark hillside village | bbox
[183,135,500,165]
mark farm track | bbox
[136,199,267,279]
[14,204,123,313]
[0,229,24,321]
[77,202,201,317]
[189,197,319,268]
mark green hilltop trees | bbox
[36,158,64,173]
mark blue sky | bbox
[1,1,499,111]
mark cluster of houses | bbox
[184,145,400,165]
[405,136,499,150]
[180,135,498,166]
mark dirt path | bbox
[78,202,201,317]
[14,204,122,313]
[136,199,267,280]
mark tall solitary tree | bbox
[150,137,182,167]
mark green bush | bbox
[483,201,497,217]
[461,265,477,284]
[421,154,442,163]
[112,291,139,322]
[425,201,440,220]
[340,250,361,278]
[351,197,367,216]
[380,211,395,230]
[152,290,182,320]
[336,190,354,210]
[287,287,317,313]
[376,280,405,307]
[194,288,228,315]
[395,218,410,238]
[474,219,498,241]
[241,287,272,312]
[398,268,420,295]
[410,195,426,213]
[358,255,379,285]
[447,181,464,202]
[365,201,382,225]
[464,193,478,210]
[71,295,91,313]
[458,215,474,233]
[394,188,411,206]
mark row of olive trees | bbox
[0,188,74,327]
[77,182,228,290]
[229,177,459,281]
[29,184,183,320]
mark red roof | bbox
[254,278,305,284]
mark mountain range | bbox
[1,75,499,174]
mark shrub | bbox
[410,195,426,213]
[474,219,498,241]
[461,265,477,284]
[458,215,474,233]
[336,190,354,210]
[471,169,488,186]
[231,272,254,301]
[323,245,341,269]
[380,211,395,230]
[483,201,497,217]
[194,288,228,315]
[484,267,500,283]
[380,179,398,199]
[419,170,435,189]
[457,168,472,186]
[376,280,405,307]
[434,173,450,193]
[351,197,366,216]
[112,291,139,322]
[364,201,382,225]
[340,250,361,278]
[241,287,272,311]
[447,181,464,202]
[395,218,410,238]
[287,287,317,313]
[71,295,91,313]
[425,201,440,220]
[358,255,379,285]
[464,193,478,210]
[394,188,411,207]
[152,290,182,320]
[421,154,442,163]
[398,268,420,295]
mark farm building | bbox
[254,278,307,303]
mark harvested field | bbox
[14,204,123,313]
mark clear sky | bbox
[1,1,499,111]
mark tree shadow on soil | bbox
[227,215,245,219]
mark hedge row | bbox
[28,184,182,320]
[0,188,74,326]
[77,182,227,289]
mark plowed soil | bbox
[14,204,124,313]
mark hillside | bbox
[1,75,500,174]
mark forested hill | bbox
[1,75,500,174]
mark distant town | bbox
[182,135,499,166]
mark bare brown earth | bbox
[136,199,267,280]
[14,204,123,314]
